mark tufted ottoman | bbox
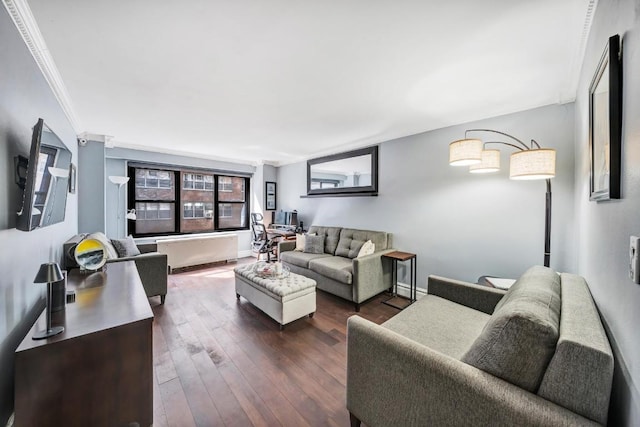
[234,263,317,330]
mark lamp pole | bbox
[544,179,551,267]
[109,176,130,238]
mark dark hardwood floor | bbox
[151,258,398,427]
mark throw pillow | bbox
[111,235,141,257]
[295,233,316,251]
[357,240,375,258]
[461,266,561,392]
[304,235,325,254]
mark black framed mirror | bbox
[306,146,378,196]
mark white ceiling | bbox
[27,0,593,166]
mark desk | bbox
[382,251,417,310]
[266,228,296,239]
[15,261,154,427]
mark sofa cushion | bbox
[383,295,491,359]
[304,235,325,254]
[295,233,316,251]
[111,235,141,257]
[335,237,366,259]
[308,256,354,285]
[280,250,331,269]
[340,228,390,253]
[462,266,561,392]
[537,273,614,425]
[308,226,342,255]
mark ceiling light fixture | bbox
[449,129,556,267]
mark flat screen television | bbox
[16,118,72,231]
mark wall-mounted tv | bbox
[16,118,72,231]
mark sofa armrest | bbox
[108,252,167,299]
[278,240,296,255]
[351,249,395,303]
[136,243,158,254]
[427,275,506,314]
[346,316,599,427]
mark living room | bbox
[1,0,639,426]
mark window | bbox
[137,203,173,220]
[183,173,213,190]
[218,176,233,192]
[219,203,232,218]
[131,167,177,235]
[216,176,249,230]
[135,169,172,188]
[311,179,339,189]
[184,202,214,219]
[128,165,249,236]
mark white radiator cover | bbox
[157,233,238,272]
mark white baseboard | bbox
[396,282,427,299]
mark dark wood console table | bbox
[15,261,154,427]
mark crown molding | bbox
[559,0,599,103]
[3,0,82,133]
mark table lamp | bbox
[33,262,65,340]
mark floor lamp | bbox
[109,175,130,237]
[449,129,556,267]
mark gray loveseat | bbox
[278,226,393,311]
[347,266,614,426]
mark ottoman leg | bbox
[309,312,314,318]
[236,293,240,299]
[279,324,284,331]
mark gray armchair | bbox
[108,243,167,304]
[63,235,168,304]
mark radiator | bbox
[156,233,238,272]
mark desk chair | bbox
[251,214,278,262]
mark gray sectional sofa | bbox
[347,266,614,426]
[278,226,393,311]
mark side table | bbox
[382,251,417,310]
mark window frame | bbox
[214,175,250,231]
[128,164,250,237]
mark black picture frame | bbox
[589,34,622,201]
[265,181,276,210]
[306,145,378,197]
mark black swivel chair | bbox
[251,213,278,262]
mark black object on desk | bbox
[382,251,417,310]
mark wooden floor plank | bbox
[151,257,397,427]
[170,346,225,427]
[190,350,253,427]
[158,377,197,427]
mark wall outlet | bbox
[630,236,640,284]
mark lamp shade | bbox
[469,149,500,173]
[449,139,483,166]
[108,175,130,185]
[509,149,556,180]
[34,262,64,283]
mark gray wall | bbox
[277,103,576,285]
[573,0,640,424]
[78,140,105,233]
[0,7,78,425]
